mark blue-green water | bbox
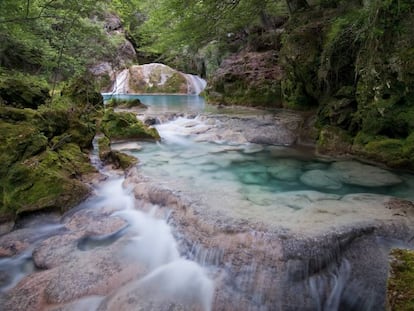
[110,95,414,230]
[102,94,206,114]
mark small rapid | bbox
[0,136,214,311]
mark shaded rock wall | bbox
[205,1,414,170]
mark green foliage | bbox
[0,0,117,81]
[138,0,289,71]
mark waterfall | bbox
[108,64,206,95]
[184,73,207,95]
[112,69,129,94]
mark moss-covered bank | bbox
[0,73,103,230]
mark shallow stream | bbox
[111,94,414,233]
[1,94,413,310]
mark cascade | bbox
[111,69,129,94]
[183,73,207,95]
[0,136,214,311]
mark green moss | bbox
[106,98,147,109]
[1,145,92,216]
[97,136,137,170]
[403,133,414,160]
[213,80,282,107]
[98,136,111,162]
[388,249,414,311]
[279,20,322,108]
[0,106,37,122]
[351,132,414,169]
[101,109,160,141]
[364,138,407,168]
[129,66,188,94]
[0,71,50,109]
[62,73,104,108]
[317,126,353,155]
[0,120,48,177]
[111,151,138,170]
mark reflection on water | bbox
[102,94,206,114]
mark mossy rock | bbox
[98,136,111,161]
[0,97,99,225]
[97,136,138,170]
[62,73,104,108]
[210,81,282,107]
[352,133,414,170]
[387,249,414,311]
[317,126,353,155]
[128,65,188,94]
[0,106,37,122]
[1,143,94,218]
[0,119,48,176]
[33,106,97,149]
[0,72,50,109]
[106,98,147,109]
[101,109,160,141]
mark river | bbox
[1,94,413,310]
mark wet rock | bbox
[144,117,159,126]
[330,161,402,187]
[44,295,105,311]
[300,169,343,190]
[98,259,213,311]
[43,245,145,305]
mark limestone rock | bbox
[300,169,343,190]
[330,161,402,187]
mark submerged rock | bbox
[268,158,302,181]
[330,161,402,188]
[300,169,343,190]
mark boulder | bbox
[101,109,160,141]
